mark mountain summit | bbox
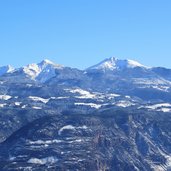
[87,57,146,70]
[38,59,62,68]
[22,59,63,82]
[0,65,14,76]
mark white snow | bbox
[0,95,12,100]
[23,63,41,79]
[146,103,171,110]
[166,155,171,170]
[29,96,70,103]
[58,125,87,135]
[106,93,120,99]
[26,84,33,87]
[0,103,6,108]
[78,125,88,129]
[127,59,145,68]
[21,105,27,109]
[150,150,171,171]
[151,85,170,92]
[51,96,69,100]
[158,108,171,112]
[28,156,58,165]
[147,103,171,109]
[75,102,101,109]
[142,103,171,112]
[32,106,42,110]
[66,88,96,99]
[68,139,83,143]
[22,59,63,82]
[28,139,62,145]
[14,102,22,106]
[87,57,146,70]
[116,100,135,108]
[28,96,49,103]
[58,125,75,135]
[41,59,55,65]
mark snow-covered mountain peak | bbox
[23,63,41,78]
[41,59,54,64]
[38,59,63,69]
[87,57,146,70]
[6,65,14,72]
[0,65,14,76]
[22,59,63,82]
[39,59,55,66]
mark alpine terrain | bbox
[0,57,171,171]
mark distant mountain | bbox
[0,65,14,76]
[87,57,146,71]
[0,57,171,100]
[0,57,171,171]
[21,59,63,82]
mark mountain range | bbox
[0,57,171,171]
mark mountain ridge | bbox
[0,57,169,83]
[87,57,147,71]
[0,57,170,75]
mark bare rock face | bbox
[0,109,171,171]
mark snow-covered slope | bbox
[87,57,147,70]
[22,59,63,82]
[0,65,14,76]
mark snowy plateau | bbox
[0,57,171,171]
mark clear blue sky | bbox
[0,0,171,69]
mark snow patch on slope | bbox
[115,100,135,108]
[28,139,62,145]
[28,96,50,103]
[146,103,171,109]
[66,88,96,99]
[75,102,101,109]
[0,95,12,100]
[32,106,42,110]
[28,157,58,165]
[0,103,7,108]
[14,102,22,106]
[58,125,88,135]
[145,103,171,112]
[58,125,76,135]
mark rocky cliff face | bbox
[0,109,171,171]
[0,58,171,170]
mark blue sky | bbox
[0,0,171,69]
